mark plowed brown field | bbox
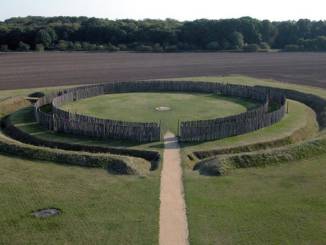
[1,52,326,90]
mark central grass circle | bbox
[62,92,257,133]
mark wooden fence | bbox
[34,81,286,143]
[180,100,285,142]
[255,86,326,128]
[179,83,286,142]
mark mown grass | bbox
[184,154,326,245]
[61,92,255,133]
[0,154,160,245]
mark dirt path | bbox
[159,132,189,245]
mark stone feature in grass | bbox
[155,106,171,111]
[32,208,61,218]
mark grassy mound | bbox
[0,129,150,175]
[195,136,326,176]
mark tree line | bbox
[0,16,326,52]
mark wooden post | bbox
[286,101,289,114]
[177,119,180,137]
[159,120,162,141]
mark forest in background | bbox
[0,16,326,52]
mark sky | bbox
[0,0,325,21]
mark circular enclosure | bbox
[61,92,255,133]
[34,80,286,143]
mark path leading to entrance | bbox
[159,132,189,245]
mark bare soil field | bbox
[1,52,326,90]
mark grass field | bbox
[61,92,255,133]
[1,75,326,244]
[0,155,160,245]
[184,155,326,245]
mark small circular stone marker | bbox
[155,106,171,111]
[32,208,61,218]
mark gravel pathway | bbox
[159,132,189,245]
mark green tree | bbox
[284,44,301,52]
[17,41,30,51]
[228,32,244,49]
[243,43,259,52]
[36,29,52,48]
[164,45,178,52]
[67,41,74,50]
[73,42,82,51]
[220,39,231,50]
[238,17,262,44]
[135,44,153,52]
[57,40,68,51]
[118,44,128,51]
[47,28,57,42]
[0,44,9,52]
[260,20,277,44]
[206,41,220,50]
[260,42,270,50]
[316,36,326,50]
[106,43,119,51]
[35,43,44,52]
[2,16,326,52]
[153,43,163,52]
